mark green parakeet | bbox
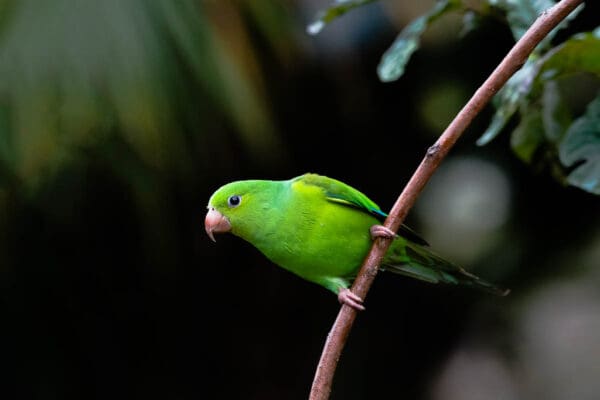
[205,173,508,309]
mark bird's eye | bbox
[227,195,241,207]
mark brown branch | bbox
[308,0,585,399]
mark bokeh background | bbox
[1,1,599,399]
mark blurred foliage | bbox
[307,0,377,34]
[559,94,600,193]
[479,23,600,195]
[0,0,290,189]
[376,0,460,82]
[311,0,600,194]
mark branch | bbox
[309,1,584,399]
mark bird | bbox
[205,173,508,310]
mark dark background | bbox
[0,1,599,399]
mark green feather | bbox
[207,173,508,297]
[298,174,429,245]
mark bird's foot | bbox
[370,225,396,240]
[338,288,365,311]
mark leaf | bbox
[503,30,600,192]
[306,0,377,35]
[488,0,583,50]
[377,0,461,82]
[558,94,600,194]
[477,60,540,145]
[489,0,553,41]
[540,80,571,144]
[511,109,544,163]
[478,8,592,147]
[510,81,570,163]
[538,29,600,81]
[459,10,480,38]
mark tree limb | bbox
[309,0,585,399]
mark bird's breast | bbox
[257,198,378,279]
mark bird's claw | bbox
[370,225,396,240]
[338,288,365,311]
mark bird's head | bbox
[205,180,279,242]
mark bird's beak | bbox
[205,207,231,242]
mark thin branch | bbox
[308,1,585,399]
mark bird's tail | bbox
[382,238,509,296]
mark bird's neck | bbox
[234,181,290,250]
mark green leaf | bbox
[489,0,554,41]
[510,81,571,163]
[477,60,540,145]
[540,80,571,144]
[478,8,592,147]
[511,109,544,163]
[377,0,460,82]
[558,94,600,194]
[538,29,600,81]
[488,0,583,50]
[306,0,377,35]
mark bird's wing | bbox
[384,237,510,296]
[294,173,428,245]
[296,173,386,217]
